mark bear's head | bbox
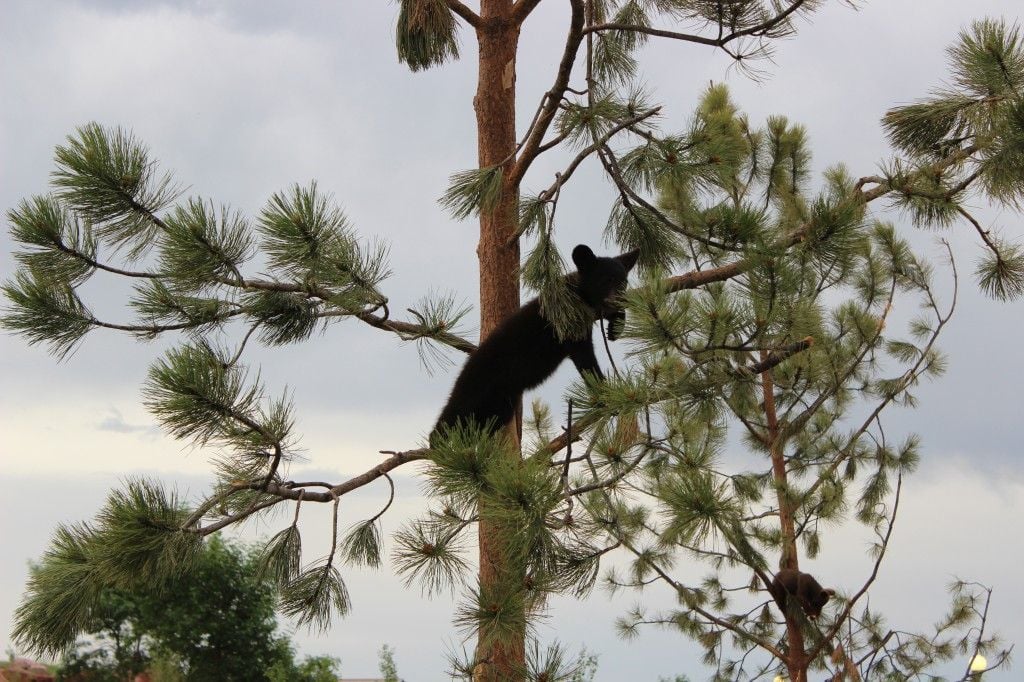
[805,584,836,620]
[571,244,640,340]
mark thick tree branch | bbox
[195,497,285,535]
[184,449,426,533]
[255,449,428,503]
[445,0,483,28]
[510,0,544,24]
[355,309,477,353]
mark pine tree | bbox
[6,5,1024,681]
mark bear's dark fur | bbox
[433,244,639,439]
[768,569,835,620]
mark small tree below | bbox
[53,537,340,682]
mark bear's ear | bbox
[617,248,640,272]
[572,244,596,270]
[824,589,836,598]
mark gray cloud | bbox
[96,407,160,436]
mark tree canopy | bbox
[51,536,341,682]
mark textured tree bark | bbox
[474,2,523,679]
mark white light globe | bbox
[970,654,987,672]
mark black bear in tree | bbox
[769,568,836,620]
[433,244,639,439]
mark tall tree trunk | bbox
[474,1,523,679]
[761,359,808,681]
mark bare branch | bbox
[509,0,585,184]
[256,449,428,503]
[956,206,1002,261]
[355,309,477,354]
[584,0,813,54]
[537,107,661,201]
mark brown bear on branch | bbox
[769,569,836,620]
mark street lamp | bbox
[970,653,987,678]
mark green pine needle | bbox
[258,182,352,278]
[52,122,180,261]
[91,478,202,587]
[1,270,94,359]
[244,290,323,345]
[257,525,303,586]
[453,581,532,651]
[8,195,97,285]
[949,19,1024,99]
[439,165,504,220]
[975,239,1024,300]
[392,518,471,597]
[522,237,590,342]
[161,198,253,288]
[13,523,104,657]
[131,279,234,331]
[143,343,292,459]
[341,520,383,568]
[279,561,351,631]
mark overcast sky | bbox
[2,1,1023,679]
